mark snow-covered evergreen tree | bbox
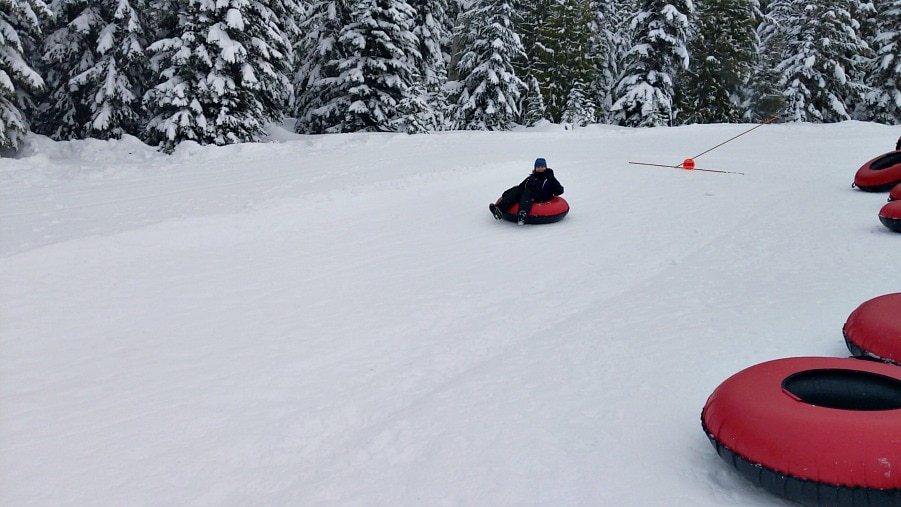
[341,0,420,133]
[845,0,876,120]
[293,0,352,133]
[851,0,877,42]
[747,0,786,120]
[533,0,599,123]
[511,0,552,123]
[443,0,463,81]
[864,0,900,124]
[451,0,526,130]
[38,0,147,140]
[1,0,51,152]
[775,0,871,123]
[595,0,638,122]
[676,0,757,124]
[409,0,451,130]
[520,74,546,126]
[610,0,692,127]
[560,84,596,126]
[298,0,422,133]
[143,0,294,152]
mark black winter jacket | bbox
[518,168,564,202]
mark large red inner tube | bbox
[844,293,901,364]
[702,357,901,506]
[854,151,901,192]
[889,183,901,201]
[879,200,901,232]
[496,196,569,224]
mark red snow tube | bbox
[495,196,569,224]
[854,151,901,192]
[879,200,901,232]
[702,357,901,507]
[889,183,901,201]
[844,293,901,365]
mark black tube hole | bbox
[782,369,901,410]
[871,152,901,170]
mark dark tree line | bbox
[2,0,898,154]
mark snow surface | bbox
[1,120,899,506]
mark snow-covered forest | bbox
[2,0,899,153]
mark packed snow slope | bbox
[2,121,899,506]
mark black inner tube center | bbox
[782,368,901,410]
[871,151,901,170]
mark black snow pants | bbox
[497,179,543,215]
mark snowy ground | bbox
[2,120,899,505]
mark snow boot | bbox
[489,203,504,220]
[517,210,528,225]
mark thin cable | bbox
[628,161,744,175]
[690,116,779,160]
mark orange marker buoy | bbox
[682,158,695,170]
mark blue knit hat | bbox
[534,157,547,168]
